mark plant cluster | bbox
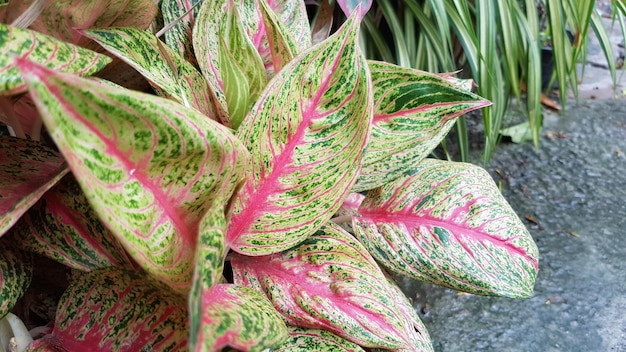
[0,0,538,351]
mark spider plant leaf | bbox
[52,268,188,351]
[0,136,69,237]
[227,14,372,255]
[0,241,33,319]
[231,222,432,350]
[0,23,111,96]
[353,159,539,298]
[353,61,490,192]
[17,60,248,295]
[84,27,217,119]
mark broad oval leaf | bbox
[353,159,539,298]
[3,0,157,50]
[52,268,188,351]
[8,176,136,271]
[353,61,491,192]
[275,327,366,351]
[190,283,289,351]
[17,60,248,294]
[83,27,216,118]
[0,240,33,318]
[231,222,431,350]
[227,14,372,255]
[0,136,69,237]
[0,23,111,96]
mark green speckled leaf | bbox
[0,23,111,96]
[0,136,69,237]
[17,60,248,294]
[227,14,372,255]
[353,61,491,192]
[9,176,136,271]
[161,0,204,65]
[353,159,539,298]
[0,240,33,319]
[191,283,289,351]
[83,27,216,118]
[52,268,188,351]
[258,0,299,74]
[3,0,157,50]
[231,222,429,350]
[275,327,366,351]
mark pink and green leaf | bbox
[227,14,372,255]
[190,283,289,351]
[0,240,33,318]
[353,159,539,298]
[231,222,428,350]
[258,0,299,74]
[3,0,157,50]
[83,27,217,119]
[0,136,69,237]
[275,327,366,351]
[52,268,188,351]
[353,61,491,192]
[0,23,111,96]
[9,176,137,272]
[160,0,204,65]
[265,0,312,54]
[17,60,248,294]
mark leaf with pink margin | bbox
[353,159,539,298]
[51,268,188,351]
[17,60,248,294]
[275,327,366,351]
[8,175,137,272]
[191,283,289,351]
[227,14,372,255]
[83,27,216,119]
[0,23,111,96]
[4,0,157,50]
[336,0,372,20]
[0,240,33,318]
[160,0,204,66]
[231,222,429,350]
[353,61,491,192]
[258,0,299,74]
[0,136,69,237]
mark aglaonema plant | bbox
[0,0,538,350]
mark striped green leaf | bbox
[191,283,289,351]
[227,14,372,255]
[0,136,69,237]
[83,27,216,119]
[8,176,136,272]
[231,222,432,350]
[275,327,366,351]
[353,61,490,192]
[0,240,33,319]
[160,0,204,65]
[3,0,157,50]
[52,268,188,351]
[353,159,539,298]
[0,23,111,96]
[17,60,248,294]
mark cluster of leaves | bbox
[0,0,539,350]
[350,0,619,163]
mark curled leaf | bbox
[0,240,33,319]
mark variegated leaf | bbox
[191,283,289,351]
[258,0,299,74]
[161,0,204,65]
[83,27,216,118]
[0,240,33,319]
[52,268,188,351]
[0,136,69,237]
[353,61,491,192]
[3,0,157,50]
[264,0,311,55]
[23,335,68,352]
[227,14,372,255]
[231,222,428,350]
[275,327,366,351]
[0,23,111,96]
[9,176,136,271]
[17,60,248,294]
[353,159,539,298]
